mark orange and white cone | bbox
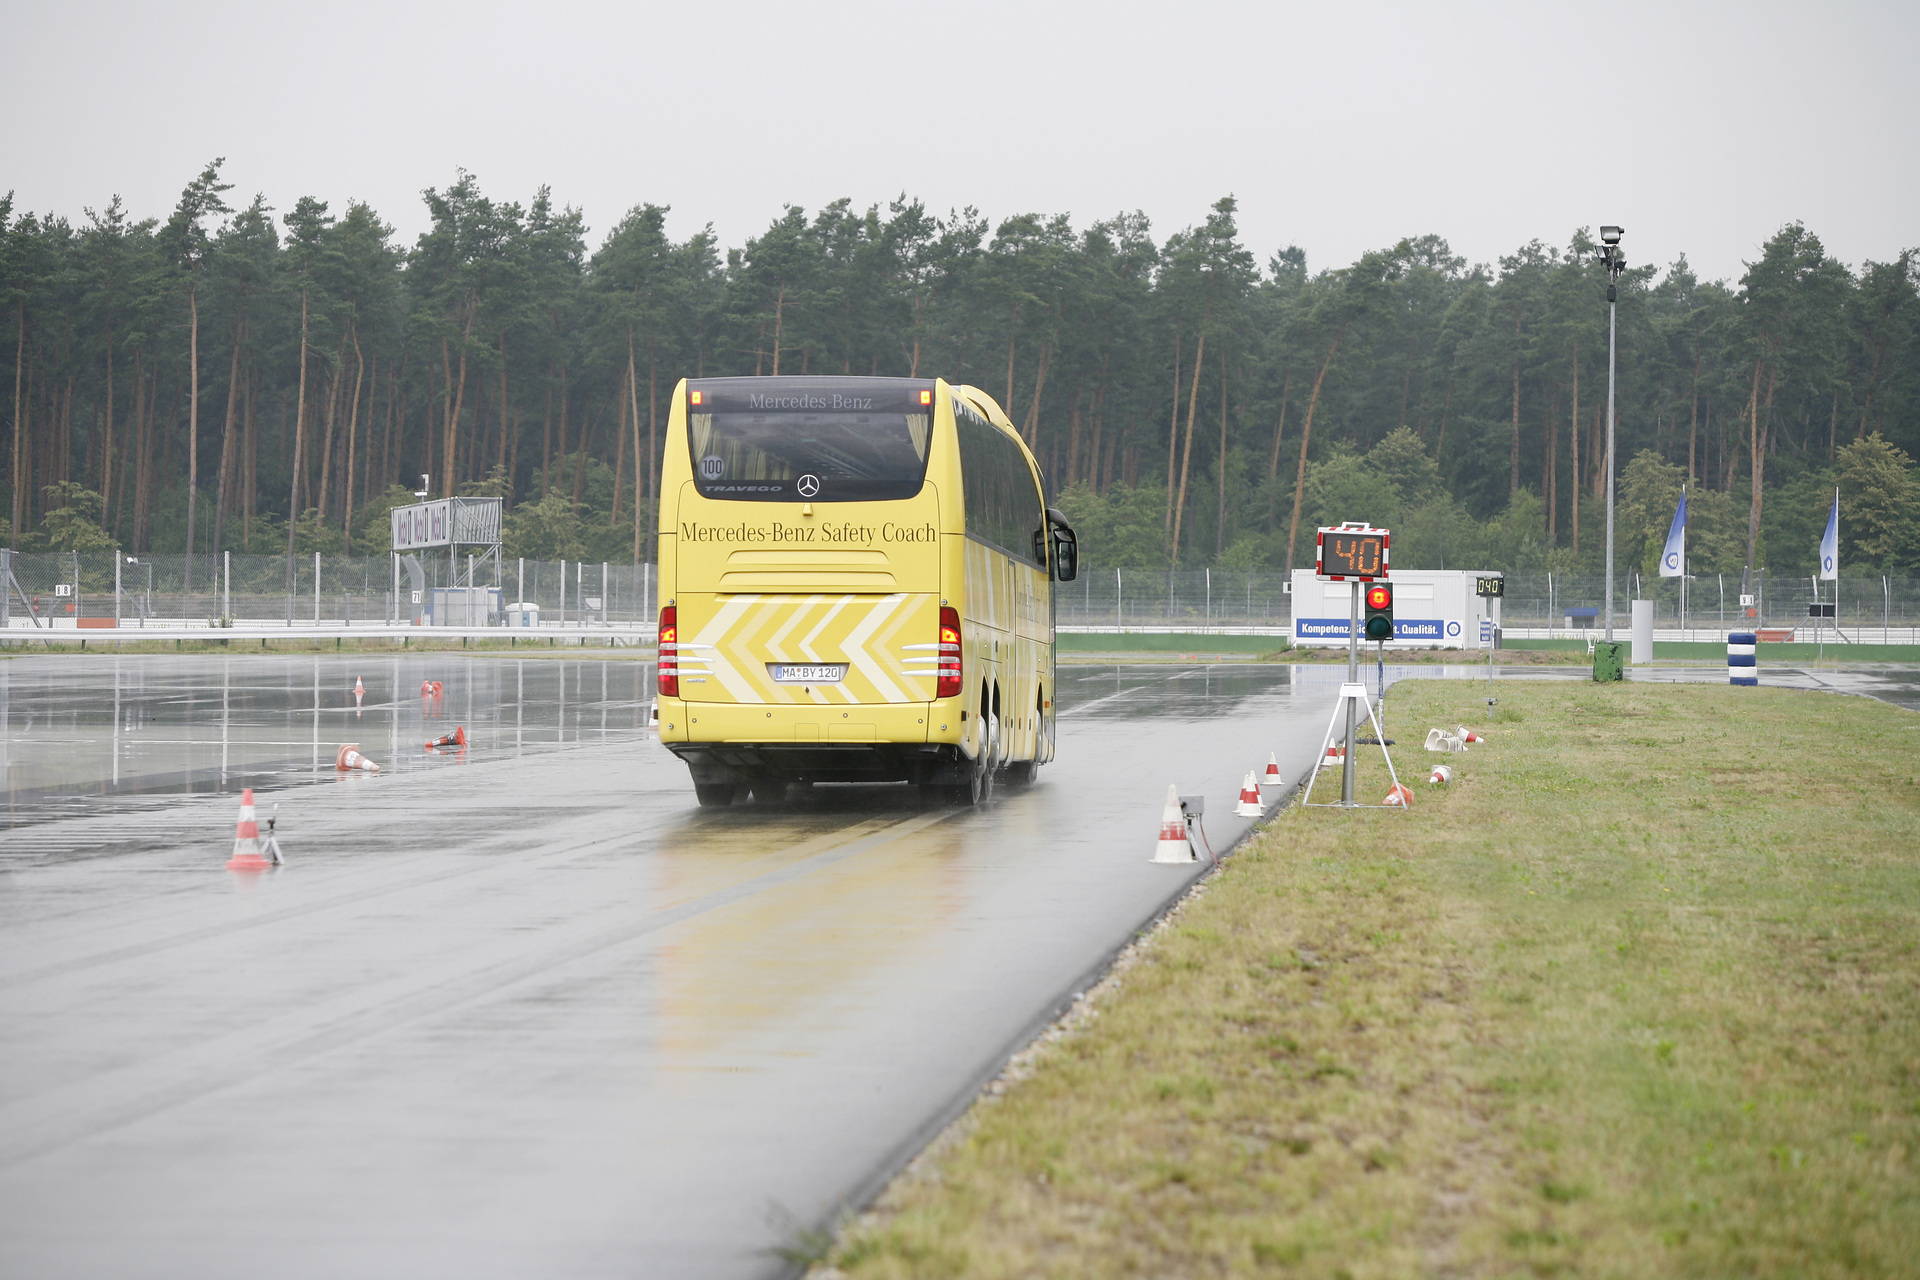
[1322,742,1346,766]
[227,788,271,870]
[425,725,467,750]
[1235,771,1264,817]
[336,743,382,774]
[353,677,365,706]
[1383,783,1415,807]
[1262,752,1282,787]
[1457,725,1484,744]
[1428,763,1453,785]
[1151,784,1195,864]
[420,679,432,696]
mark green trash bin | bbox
[1592,640,1624,682]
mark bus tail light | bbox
[658,606,678,697]
[936,606,962,699]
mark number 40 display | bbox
[1315,522,1389,582]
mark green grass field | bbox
[824,680,1920,1278]
[1503,637,1920,664]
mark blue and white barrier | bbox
[1727,631,1757,686]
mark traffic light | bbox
[1364,583,1393,641]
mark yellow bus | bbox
[655,376,1077,806]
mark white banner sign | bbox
[391,500,451,551]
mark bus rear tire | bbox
[1000,758,1038,786]
[693,782,737,808]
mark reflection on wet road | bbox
[1,655,1911,1279]
[0,658,1330,1279]
[0,657,652,829]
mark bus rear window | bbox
[685,378,934,503]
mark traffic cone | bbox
[353,676,365,706]
[1321,742,1345,767]
[420,679,432,696]
[1151,784,1195,864]
[1235,771,1264,817]
[1428,763,1453,785]
[432,680,444,696]
[1262,753,1282,787]
[425,725,467,750]
[1383,783,1415,807]
[336,743,382,774]
[1424,728,1464,754]
[1457,725,1484,743]
[227,789,271,870]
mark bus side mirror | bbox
[1045,507,1077,582]
[1049,527,1078,582]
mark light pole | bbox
[1599,225,1626,643]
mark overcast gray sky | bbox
[4,0,1915,284]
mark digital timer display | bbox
[1317,530,1387,580]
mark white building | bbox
[1289,568,1502,649]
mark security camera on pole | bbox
[1301,522,1406,809]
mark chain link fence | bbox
[5,551,1918,642]
[0,551,657,630]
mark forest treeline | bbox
[3,163,1918,579]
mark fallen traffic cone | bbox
[1383,783,1415,807]
[1424,727,1464,754]
[1235,771,1264,817]
[1457,725,1484,743]
[425,725,467,750]
[432,680,444,696]
[420,679,432,696]
[1262,753,1282,787]
[354,676,365,706]
[227,788,272,870]
[1151,784,1196,864]
[1428,763,1453,785]
[336,743,382,774]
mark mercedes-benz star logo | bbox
[796,474,821,498]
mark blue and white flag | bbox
[1658,488,1686,578]
[1818,488,1839,581]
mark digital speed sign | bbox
[1315,523,1389,581]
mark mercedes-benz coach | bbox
[655,376,1076,806]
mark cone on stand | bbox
[1151,784,1196,864]
[1235,771,1265,817]
[227,789,271,870]
[1262,753,1283,787]
[425,725,467,750]
[1383,783,1415,807]
[336,743,382,774]
[1428,763,1453,785]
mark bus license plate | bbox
[769,663,848,684]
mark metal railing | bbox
[5,552,1918,645]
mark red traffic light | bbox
[1366,584,1392,610]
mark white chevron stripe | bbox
[843,593,909,703]
[694,594,764,703]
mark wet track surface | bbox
[2,654,1913,1278]
[1,656,1329,1279]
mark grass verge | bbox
[826,680,1920,1278]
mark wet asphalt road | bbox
[0,656,1334,1280]
[3,654,1913,1279]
